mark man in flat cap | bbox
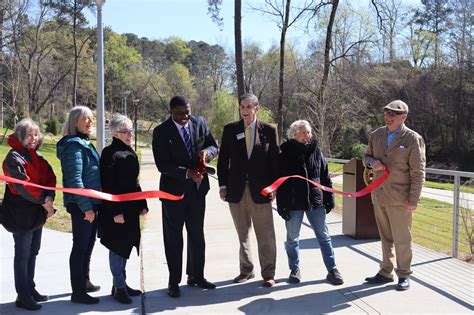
[362,100,426,291]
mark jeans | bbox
[68,203,98,293]
[109,250,127,289]
[285,206,336,272]
[13,227,42,299]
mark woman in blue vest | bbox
[57,106,101,304]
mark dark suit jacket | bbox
[152,115,218,199]
[217,119,279,204]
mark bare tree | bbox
[252,0,315,136]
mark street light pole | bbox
[133,99,139,151]
[96,0,105,153]
[123,90,130,117]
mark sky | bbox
[86,0,329,52]
[86,0,420,52]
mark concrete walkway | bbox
[1,149,473,314]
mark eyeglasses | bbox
[239,105,257,111]
[117,129,134,136]
[383,109,406,117]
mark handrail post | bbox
[452,175,460,258]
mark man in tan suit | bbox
[217,94,279,287]
[363,100,426,291]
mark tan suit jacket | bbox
[363,124,426,206]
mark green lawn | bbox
[333,183,472,261]
[328,162,474,194]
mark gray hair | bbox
[287,120,312,140]
[239,93,259,107]
[62,106,93,136]
[109,114,132,133]
[13,118,43,149]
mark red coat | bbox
[1,135,56,233]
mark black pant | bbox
[67,203,98,293]
[162,185,206,286]
[13,227,42,299]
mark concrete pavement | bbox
[1,149,473,314]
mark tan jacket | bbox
[363,124,426,206]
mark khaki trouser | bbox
[373,203,413,278]
[228,184,276,279]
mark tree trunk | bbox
[317,0,339,106]
[277,0,291,140]
[234,0,244,98]
[72,1,78,107]
[0,3,4,128]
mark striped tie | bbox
[181,126,192,157]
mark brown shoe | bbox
[262,278,275,287]
[233,273,255,283]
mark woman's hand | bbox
[113,214,125,224]
[84,210,96,223]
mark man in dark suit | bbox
[152,95,218,298]
[217,93,279,287]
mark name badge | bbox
[236,132,245,140]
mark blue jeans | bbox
[67,203,98,293]
[285,206,336,272]
[13,227,42,299]
[109,250,127,289]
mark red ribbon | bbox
[0,175,183,202]
[261,168,390,198]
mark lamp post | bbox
[133,99,139,151]
[96,0,105,153]
[123,90,131,116]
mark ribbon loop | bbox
[261,168,390,198]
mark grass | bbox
[333,182,472,262]
[328,162,474,194]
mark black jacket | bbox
[217,119,279,204]
[276,139,335,213]
[98,137,147,259]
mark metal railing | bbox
[327,158,474,260]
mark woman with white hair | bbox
[57,106,101,304]
[1,118,56,311]
[99,114,148,304]
[276,120,343,285]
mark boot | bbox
[31,288,48,302]
[16,295,41,311]
[113,287,132,304]
[112,284,141,297]
[71,292,100,305]
[85,270,100,292]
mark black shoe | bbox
[187,277,216,289]
[396,278,410,291]
[71,292,100,304]
[167,285,181,298]
[365,273,394,284]
[288,269,301,283]
[85,279,101,292]
[112,285,142,297]
[327,268,344,285]
[16,296,41,311]
[126,285,142,296]
[113,287,132,304]
[31,288,49,302]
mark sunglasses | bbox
[117,129,134,136]
[383,109,406,116]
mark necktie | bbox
[181,126,192,157]
[245,125,252,158]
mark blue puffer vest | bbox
[56,135,101,212]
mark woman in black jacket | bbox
[276,120,343,285]
[1,118,56,311]
[99,114,148,304]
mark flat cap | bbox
[384,100,409,113]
